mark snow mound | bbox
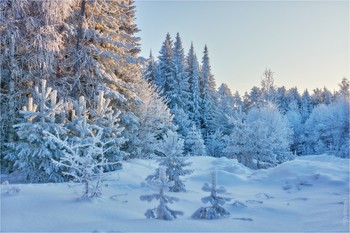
[1,155,349,232]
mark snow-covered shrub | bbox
[5,80,67,183]
[192,171,231,219]
[147,131,193,192]
[140,166,183,220]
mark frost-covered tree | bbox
[336,78,350,99]
[285,102,303,154]
[89,91,127,170]
[140,166,183,220]
[133,78,176,158]
[186,42,202,128]
[225,104,294,169]
[48,96,120,198]
[217,83,235,135]
[143,51,158,84]
[0,0,74,165]
[232,91,243,111]
[205,130,227,157]
[156,33,174,94]
[185,125,206,156]
[303,99,349,158]
[300,89,313,123]
[172,33,191,111]
[147,131,192,192]
[5,80,66,182]
[192,171,231,219]
[260,68,276,103]
[200,45,219,137]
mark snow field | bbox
[1,155,349,232]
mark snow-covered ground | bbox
[1,155,349,232]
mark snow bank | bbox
[1,155,349,232]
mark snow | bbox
[1,155,349,232]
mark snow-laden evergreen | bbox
[225,104,294,169]
[303,98,349,158]
[186,43,202,128]
[200,45,219,138]
[192,171,231,219]
[217,83,235,135]
[5,80,66,182]
[156,33,174,95]
[143,51,158,84]
[185,125,206,156]
[147,131,193,192]
[133,78,177,159]
[88,91,127,170]
[140,166,183,220]
[47,96,120,199]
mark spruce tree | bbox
[192,171,231,219]
[186,43,202,128]
[185,125,206,156]
[5,80,67,182]
[147,131,193,192]
[141,166,183,220]
[200,45,219,138]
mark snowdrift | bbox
[1,155,349,232]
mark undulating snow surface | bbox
[1,155,349,232]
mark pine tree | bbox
[5,80,67,182]
[140,166,183,220]
[192,171,231,219]
[147,131,192,192]
[185,125,206,156]
[186,43,202,128]
[200,45,219,138]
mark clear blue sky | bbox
[135,0,349,94]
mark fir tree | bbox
[217,83,235,135]
[200,45,219,138]
[133,78,176,159]
[186,43,202,128]
[143,51,158,84]
[48,96,121,198]
[147,131,193,192]
[5,80,66,182]
[140,166,183,220]
[156,33,174,93]
[192,171,231,219]
[185,125,206,156]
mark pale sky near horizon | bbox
[135,0,349,95]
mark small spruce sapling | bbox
[192,171,231,219]
[147,131,192,192]
[140,166,183,220]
